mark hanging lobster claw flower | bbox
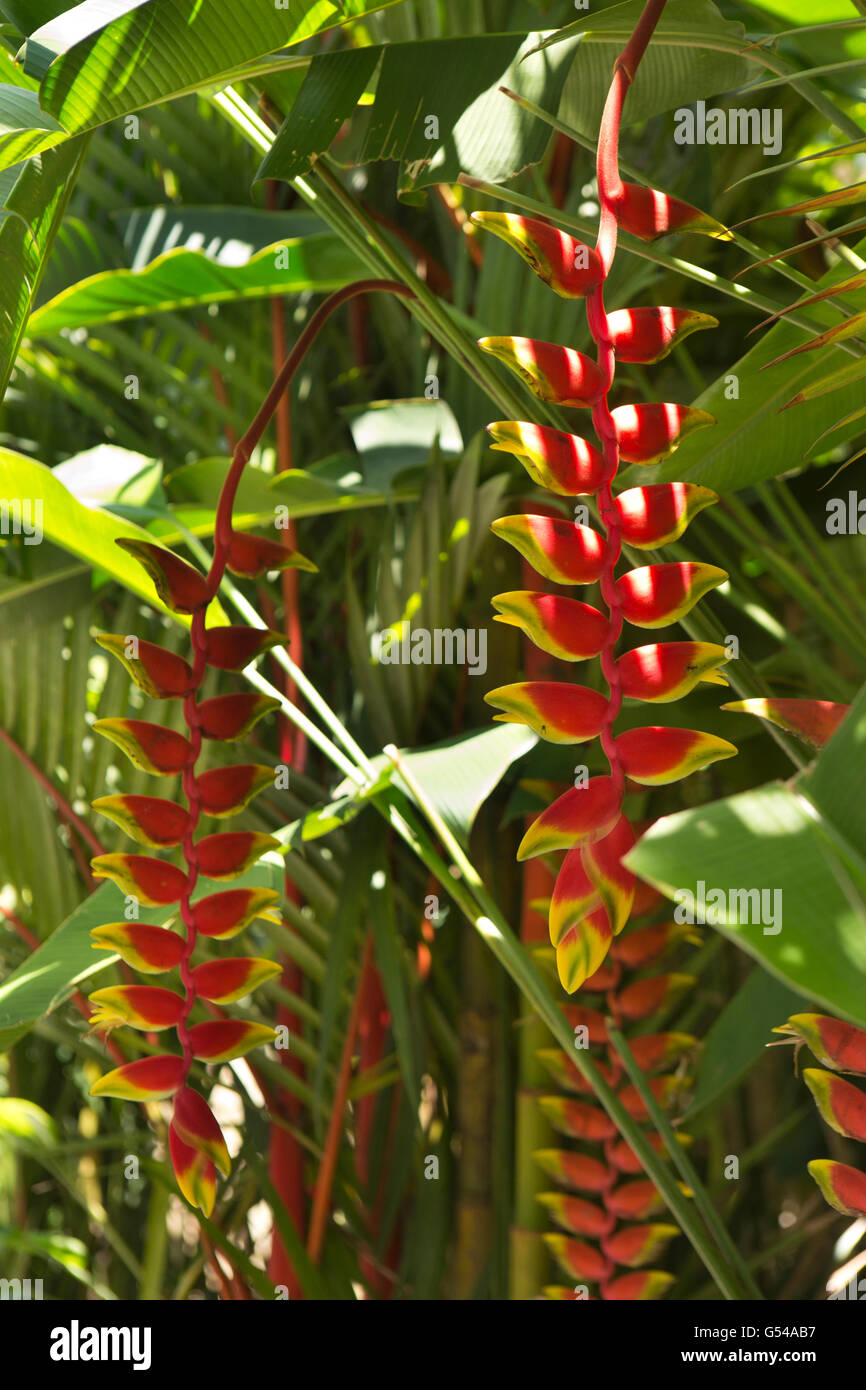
[539,1096,617,1142]
[518,777,623,859]
[807,1159,866,1217]
[187,1019,277,1063]
[196,692,280,742]
[614,482,718,548]
[92,794,191,848]
[618,641,730,702]
[91,853,188,905]
[721,698,849,750]
[535,1151,614,1195]
[537,1192,616,1239]
[613,1031,699,1074]
[470,212,604,296]
[556,906,614,994]
[610,181,732,242]
[492,591,609,661]
[549,847,601,944]
[172,1086,231,1177]
[604,1179,667,1221]
[617,973,695,1022]
[602,1223,679,1268]
[614,726,737,784]
[534,1150,615,1195]
[773,1013,866,1072]
[479,336,606,406]
[169,1123,217,1217]
[88,984,185,1032]
[193,831,280,879]
[96,634,196,699]
[116,539,210,615]
[191,956,281,1005]
[610,403,715,465]
[486,421,606,495]
[617,562,727,628]
[485,681,608,744]
[226,530,317,579]
[606,307,717,363]
[491,515,606,585]
[90,922,185,974]
[803,1068,866,1141]
[93,718,193,775]
[543,1234,613,1284]
[90,1054,185,1101]
[191,886,282,939]
[195,764,274,818]
[582,815,636,934]
[601,1270,674,1301]
[202,626,284,671]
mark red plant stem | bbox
[587,0,668,799]
[0,724,104,857]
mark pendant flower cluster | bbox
[86,527,312,1216]
[474,153,736,993]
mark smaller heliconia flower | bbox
[88,985,185,1032]
[92,717,193,775]
[616,562,728,628]
[807,1160,866,1218]
[608,181,732,242]
[605,307,717,363]
[534,1149,615,1194]
[773,1013,866,1073]
[537,1191,616,1240]
[92,794,191,848]
[486,420,606,495]
[191,956,282,1005]
[609,402,715,465]
[616,972,695,1023]
[478,336,606,407]
[613,726,736,785]
[91,853,188,904]
[491,591,609,661]
[617,642,730,703]
[90,923,186,974]
[600,1270,675,1301]
[186,1019,277,1063]
[803,1068,866,1142]
[543,1233,613,1284]
[469,212,604,297]
[604,1179,667,1222]
[90,1054,185,1101]
[601,1223,679,1268]
[485,681,609,744]
[225,530,316,579]
[614,483,718,548]
[722,698,849,750]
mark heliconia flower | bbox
[191,886,282,939]
[536,1048,619,1096]
[96,633,195,699]
[721,697,849,750]
[613,1031,698,1074]
[91,794,191,848]
[91,853,188,905]
[88,984,185,1032]
[609,181,732,242]
[193,831,280,880]
[191,956,281,1005]
[170,1123,216,1217]
[92,717,193,775]
[803,1068,866,1142]
[470,212,604,297]
[773,1014,866,1073]
[562,1004,609,1044]
[90,922,185,974]
[616,973,695,1022]
[196,691,281,742]
[195,764,274,818]
[90,1053,185,1101]
[543,1233,613,1284]
[478,336,606,407]
[485,681,608,744]
[534,1149,615,1194]
[611,922,695,972]
[550,847,603,944]
[518,777,623,859]
[555,905,614,993]
[187,1019,277,1063]
[539,1096,617,1142]
[115,539,211,615]
[172,1086,231,1177]
[606,1131,693,1176]
[581,815,636,935]
[617,1074,687,1120]
[492,591,609,661]
[618,641,730,703]
[225,530,316,579]
[603,1179,666,1222]
[490,514,606,585]
[602,1223,679,1268]
[486,420,606,495]
[614,726,737,785]
[807,1159,866,1217]
[601,1270,675,1301]
[610,403,715,465]
[605,307,717,364]
[202,625,284,672]
[617,562,727,628]
[537,1191,616,1239]
[614,483,718,549]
